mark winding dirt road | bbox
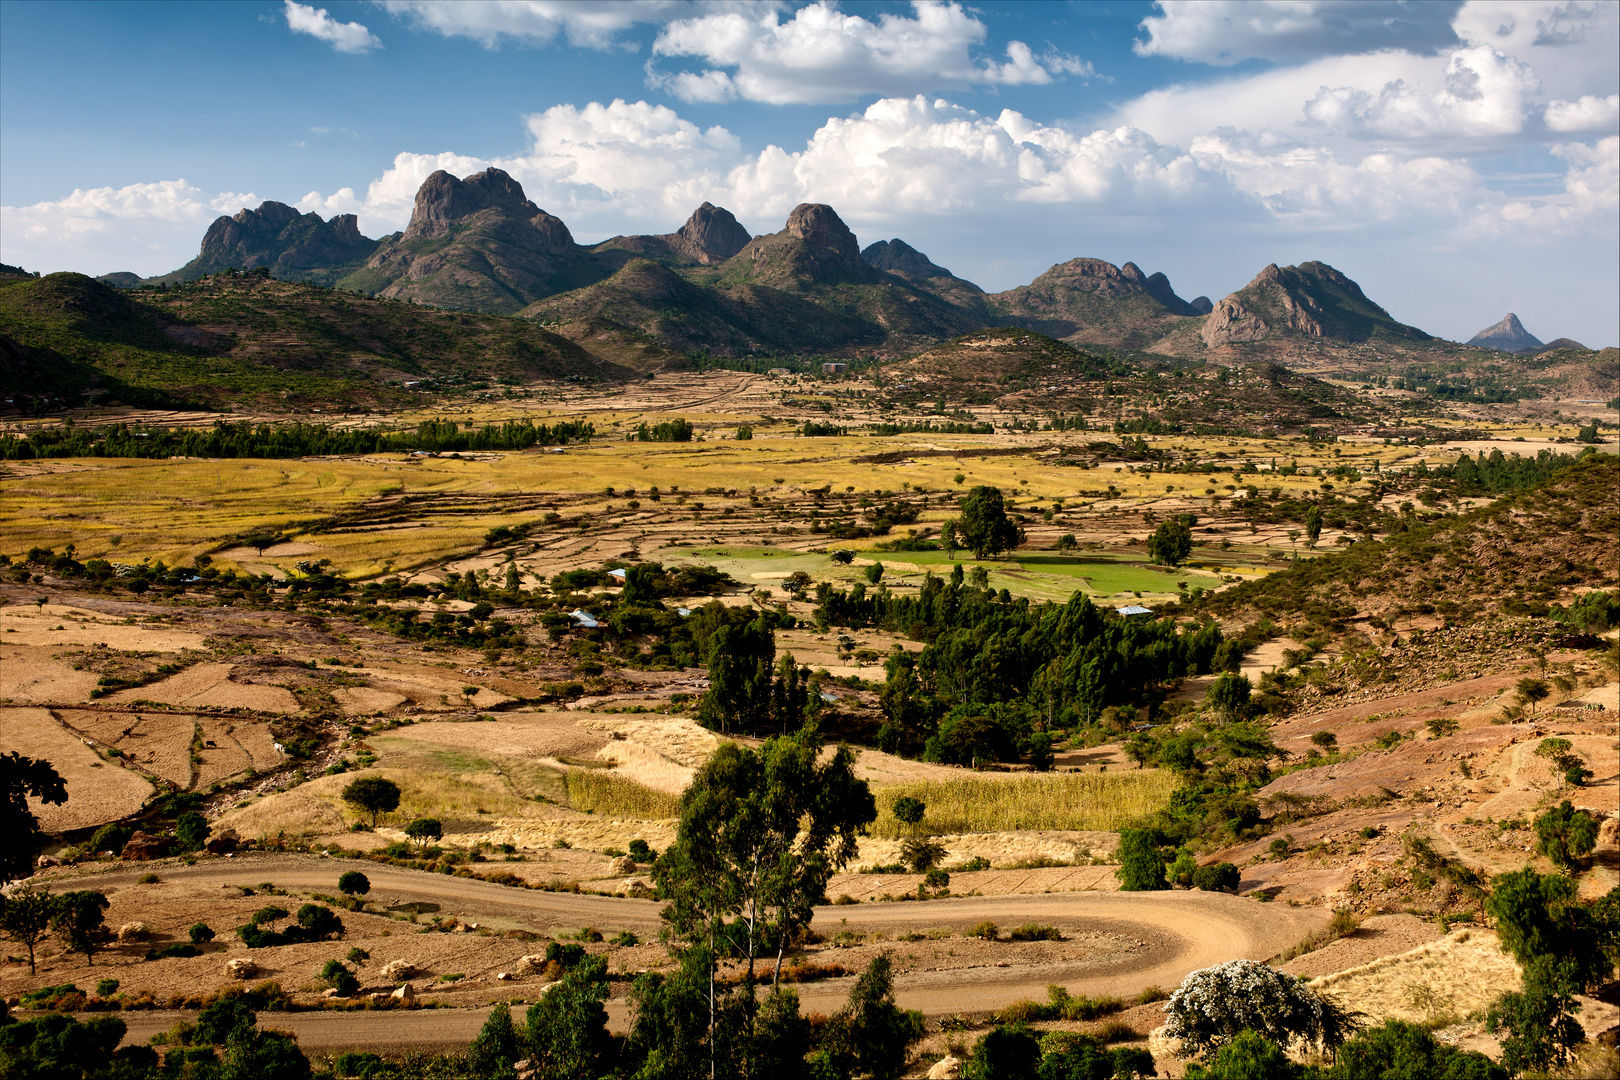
[44,853,1328,1054]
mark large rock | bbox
[1467,312,1545,353]
[609,855,638,875]
[121,831,172,860]
[402,168,574,251]
[391,982,416,1001]
[927,1054,963,1078]
[224,959,259,979]
[381,959,422,981]
[116,922,151,942]
[205,829,239,855]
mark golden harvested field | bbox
[103,662,300,714]
[1308,928,1522,1025]
[0,706,155,830]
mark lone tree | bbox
[51,889,111,965]
[404,817,443,851]
[1515,678,1551,716]
[1303,506,1322,548]
[955,486,1022,558]
[1,751,68,883]
[0,883,56,974]
[341,776,401,828]
[1204,671,1253,723]
[175,810,210,852]
[1115,829,1167,891]
[337,871,370,897]
[891,796,925,830]
[1148,520,1193,567]
[1534,801,1598,873]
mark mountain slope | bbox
[861,238,988,317]
[1198,261,1431,349]
[520,258,885,356]
[0,271,628,411]
[985,258,1199,349]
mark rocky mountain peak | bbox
[1467,312,1544,353]
[671,202,751,264]
[1202,260,1428,349]
[862,238,948,279]
[160,200,378,286]
[403,168,573,251]
[785,203,860,262]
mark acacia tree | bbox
[0,884,56,973]
[654,727,876,1075]
[1,751,68,883]
[955,486,1021,559]
[341,776,400,828]
[51,890,110,966]
[1534,800,1598,872]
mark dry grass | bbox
[1307,928,1521,1025]
[565,769,682,820]
[868,770,1178,836]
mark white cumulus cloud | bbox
[0,180,258,275]
[284,1,382,54]
[379,0,677,50]
[649,1,1093,105]
[1545,94,1620,133]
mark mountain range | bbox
[93,167,1591,364]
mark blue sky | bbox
[3,1,1616,345]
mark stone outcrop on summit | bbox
[1467,313,1544,353]
[153,201,378,287]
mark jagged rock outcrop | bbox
[341,168,595,312]
[1200,261,1430,349]
[986,257,1199,348]
[157,202,378,286]
[594,202,753,267]
[667,202,752,264]
[1467,312,1544,353]
[723,203,884,290]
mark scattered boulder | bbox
[610,855,637,875]
[391,983,416,1001]
[381,960,421,981]
[116,922,151,942]
[205,830,239,855]
[517,954,548,975]
[121,831,173,860]
[323,987,342,998]
[496,972,513,981]
[36,855,59,868]
[927,1055,963,1078]
[224,959,259,979]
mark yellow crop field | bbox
[868,769,1177,836]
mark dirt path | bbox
[42,854,1324,1054]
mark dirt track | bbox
[43,853,1326,1054]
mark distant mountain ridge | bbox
[109,167,1519,362]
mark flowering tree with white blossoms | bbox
[1163,958,1359,1057]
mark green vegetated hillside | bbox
[0,271,629,411]
[1197,454,1619,627]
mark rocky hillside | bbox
[521,257,884,357]
[985,258,1202,349]
[0,270,626,411]
[1199,454,1619,628]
